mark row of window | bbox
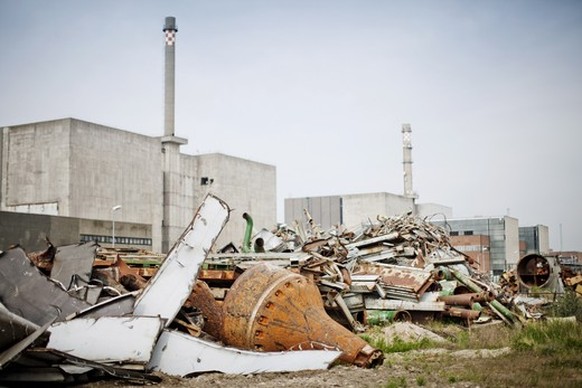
[80,234,152,246]
[450,230,473,236]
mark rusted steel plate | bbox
[185,280,223,339]
[354,261,434,298]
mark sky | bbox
[1,0,581,251]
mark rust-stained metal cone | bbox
[221,263,383,368]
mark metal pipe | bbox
[449,268,516,325]
[242,212,253,253]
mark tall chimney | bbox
[163,16,177,137]
[402,123,416,199]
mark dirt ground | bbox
[82,348,513,388]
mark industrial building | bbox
[519,225,550,256]
[0,17,276,252]
[285,124,452,230]
[431,216,520,275]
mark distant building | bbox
[449,234,491,273]
[432,216,520,275]
[519,225,550,256]
[0,118,276,252]
[284,192,452,230]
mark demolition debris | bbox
[0,194,577,384]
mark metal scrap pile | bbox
[1,195,376,385]
[251,212,519,327]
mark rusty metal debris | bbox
[1,197,579,384]
[0,194,346,384]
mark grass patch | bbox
[512,320,582,354]
[547,290,582,321]
[384,376,407,388]
[361,332,436,354]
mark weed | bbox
[447,375,457,383]
[512,320,582,354]
[385,376,407,388]
[415,375,426,386]
[548,290,582,321]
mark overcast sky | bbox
[1,1,581,251]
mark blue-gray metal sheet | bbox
[0,248,91,325]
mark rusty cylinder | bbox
[221,263,383,368]
[438,293,477,307]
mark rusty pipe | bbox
[443,307,480,320]
[221,263,383,368]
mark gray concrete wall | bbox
[68,119,163,251]
[0,211,152,251]
[415,203,453,219]
[284,196,342,230]
[539,225,550,254]
[1,119,71,212]
[342,192,414,228]
[192,153,277,250]
[504,216,520,268]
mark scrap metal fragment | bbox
[133,194,230,325]
[148,329,342,376]
[0,302,40,350]
[50,241,98,290]
[2,348,161,384]
[0,248,91,325]
[47,316,164,366]
[0,316,56,370]
[364,292,445,311]
[27,237,56,274]
[185,280,224,339]
[222,263,383,368]
[66,292,137,320]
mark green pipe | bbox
[242,212,253,253]
[449,267,516,325]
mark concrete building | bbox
[519,225,550,256]
[285,193,452,230]
[285,123,452,230]
[0,118,275,252]
[0,17,276,252]
[432,216,520,275]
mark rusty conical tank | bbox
[222,263,383,368]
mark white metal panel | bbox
[47,316,163,364]
[148,330,341,377]
[364,292,445,311]
[133,194,230,324]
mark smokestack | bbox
[402,123,416,199]
[163,16,178,137]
